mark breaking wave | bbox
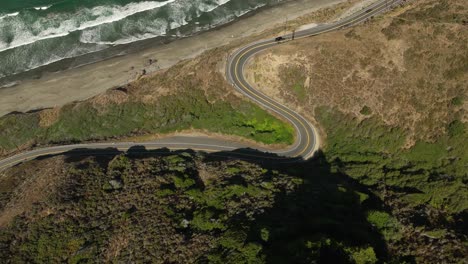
[0,12,19,20]
[0,0,284,79]
[0,0,178,52]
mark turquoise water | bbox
[0,0,284,80]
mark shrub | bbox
[360,106,372,115]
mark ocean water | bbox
[0,0,285,80]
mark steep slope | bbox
[0,152,389,263]
[245,0,467,261]
[0,0,466,263]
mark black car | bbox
[275,36,285,42]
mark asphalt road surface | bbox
[0,0,401,171]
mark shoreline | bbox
[0,0,283,83]
[0,0,346,117]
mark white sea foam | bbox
[79,0,201,46]
[80,18,170,45]
[0,0,177,53]
[168,2,189,30]
[0,12,19,20]
[217,0,231,4]
[0,0,268,79]
[199,0,231,13]
[0,81,19,88]
[34,6,52,11]
[0,42,107,79]
[235,3,265,18]
[0,0,237,53]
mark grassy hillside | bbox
[0,0,466,262]
[247,0,467,218]
[0,90,293,152]
[0,151,405,263]
[244,0,467,261]
[1,149,466,263]
[0,52,294,156]
[0,0,368,157]
[247,0,467,143]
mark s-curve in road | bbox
[226,0,402,159]
[0,0,401,171]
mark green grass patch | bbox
[191,209,226,231]
[226,167,241,175]
[172,175,196,189]
[451,96,463,107]
[366,211,402,241]
[293,83,307,100]
[316,106,468,214]
[346,247,378,264]
[448,120,465,137]
[316,106,405,156]
[279,65,308,102]
[360,106,372,115]
[423,229,447,239]
[0,113,41,150]
[0,90,294,152]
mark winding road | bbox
[0,0,400,171]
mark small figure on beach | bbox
[148,58,158,66]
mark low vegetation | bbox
[247,0,468,143]
[245,0,467,262]
[0,89,293,154]
[0,151,406,263]
[0,0,466,262]
[316,106,468,262]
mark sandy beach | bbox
[0,0,346,117]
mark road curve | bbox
[227,0,401,159]
[0,0,400,171]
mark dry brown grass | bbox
[246,0,467,144]
[0,156,66,227]
[38,107,61,127]
[75,1,361,109]
[91,88,129,106]
[104,232,131,262]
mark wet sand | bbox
[0,0,345,117]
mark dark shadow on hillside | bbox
[59,146,174,162]
[56,145,298,164]
[51,145,393,262]
[55,147,122,163]
[201,149,392,263]
[255,151,390,263]
[202,147,300,164]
